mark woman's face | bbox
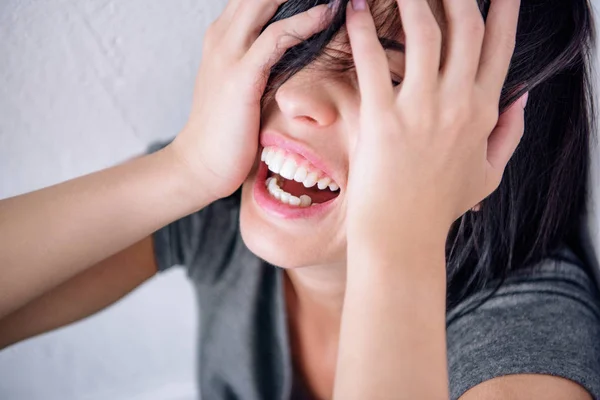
[240,0,443,269]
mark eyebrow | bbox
[379,37,405,53]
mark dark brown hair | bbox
[259,0,597,307]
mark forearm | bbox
[0,237,156,350]
[0,145,214,319]
[334,231,449,400]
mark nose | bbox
[274,75,338,128]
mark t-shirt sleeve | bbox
[447,257,600,400]
[147,140,242,283]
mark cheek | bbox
[239,178,347,269]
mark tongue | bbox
[277,176,339,204]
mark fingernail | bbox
[520,92,529,109]
[351,0,366,11]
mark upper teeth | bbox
[261,147,339,191]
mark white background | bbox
[0,1,598,400]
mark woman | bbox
[0,0,599,398]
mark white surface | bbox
[0,0,227,399]
[0,1,598,400]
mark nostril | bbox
[298,115,318,124]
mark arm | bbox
[338,236,599,400]
[0,0,334,322]
[338,255,595,400]
[460,375,592,400]
[447,257,600,400]
[337,229,449,399]
[334,0,522,398]
[0,237,157,350]
[0,146,214,320]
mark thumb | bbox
[486,92,528,178]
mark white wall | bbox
[0,1,598,400]
[0,1,226,399]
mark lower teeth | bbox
[266,177,312,207]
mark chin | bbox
[239,174,347,270]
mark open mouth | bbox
[261,146,341,208]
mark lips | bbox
[260,130,342,188]
[252,130,343,219]
[253,161,340,219]
[261,146,340,192]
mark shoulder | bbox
[153,188,247,283]
[447,248,600,400]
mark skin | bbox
[337,0,522,395]
[240,0,591,399]
[0,0,331,321]
[0,0,592,398]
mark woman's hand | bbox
[334,1,523,398]
[345,0,525,244]
[171,0,333,201]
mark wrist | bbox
[348,211,450,254]
[156,142,219,213]
[346,219,448,284]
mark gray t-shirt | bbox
[153,192,600,400]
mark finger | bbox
[476,0,521,97]
[486,92,527,187]
[225,0,289,52]
[217,0,244,28]
[242,5,332,82]
[440,0,485,85]
[346,0,394,108]
[396,0,442,95]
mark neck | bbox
[284,262,347,326]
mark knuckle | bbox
[264,23,284,45]
[258,26,295,59]
[464,16,485,38]
[273,35,295,55]
[267,22,296,45]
